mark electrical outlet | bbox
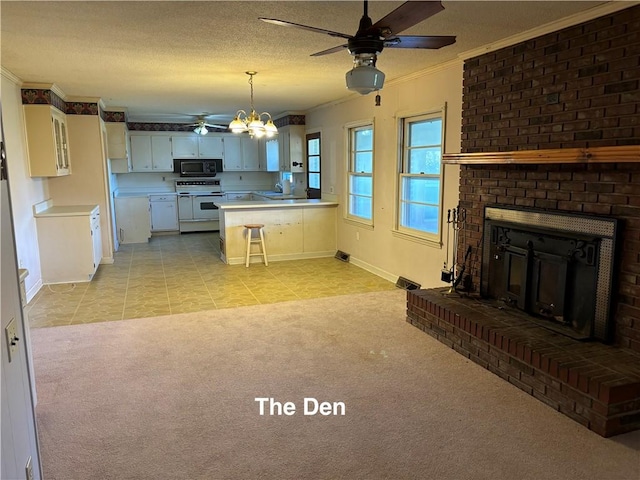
[356,231,360,241]
[25,456,34,480]
[5,317,18,363]
[330,186,334,194]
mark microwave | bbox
[174,159,223,177]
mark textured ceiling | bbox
[1,1,620,124]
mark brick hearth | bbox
[406,289,640,437]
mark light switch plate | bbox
[5,317,18,362]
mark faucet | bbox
[275,182,283,193]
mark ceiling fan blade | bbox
[204,123,228,129]
[369,1,445,38]
[259,17,352,40]
[385,35,456,50]
[310,44,350,57]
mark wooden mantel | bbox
[442,145,640,165]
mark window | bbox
[306,132,321,199]
[397,111,444,240]
[347,124,373,223]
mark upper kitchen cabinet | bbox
[223,136,263,171]
[23,104,71,177]
[130,134,173,172]
[105,122,131,173]
[278,125,305,173]
[172,135,224,159]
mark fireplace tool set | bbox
[442,205,471,293]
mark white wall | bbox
[1,70,48,301]
[305,61,463,288]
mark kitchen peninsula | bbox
[217,199,338,264]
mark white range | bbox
[175,179,224,233]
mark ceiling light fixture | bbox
[193,122,208,136]
[228,71,278,138]
[345,53,385,95]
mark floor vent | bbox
[335,250,350,262]
[396,277,421,291]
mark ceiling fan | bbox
[260,1,456,95]
[185,114,229,135]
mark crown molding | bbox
[1,67,22,85]
[459,1,638,61]
[21,82,67,100]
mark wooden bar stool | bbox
[244,224,268,267]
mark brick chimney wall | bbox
[457,6,640,352]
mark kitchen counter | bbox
[218,200,338,265]
[217,199,337,210]
[251,190,307,200]
[33,200,99,217]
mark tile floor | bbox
[26,232,396,327]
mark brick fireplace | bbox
[407,5,640,437]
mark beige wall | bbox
[305,61,463,288]
[1,70,49,299]
[48,114,114,261]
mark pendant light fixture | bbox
[228,71,278,138]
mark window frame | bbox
[394,106,446,246]
[345,121,375,225]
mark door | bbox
[1,117,42,479]
[306,132,321,199]
[193,195,220,220]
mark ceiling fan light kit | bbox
[193,124,209,135]
[260,1,455,96]
[228,71,278,139]
[346,53,385,95]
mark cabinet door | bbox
[114,197,151,244]
[24,105,70,177]
[105,123,129,159]
[130,135,153,171]
[198,136,224,158]
[278,131,290,171]
[288,125,305,173]
[92,221,102,271]
[222,136,242,171]
[265,138,279,172]
[172,137,198,159]
[150,200,178,231]
[151,136,173,171]
[241,137,261,170]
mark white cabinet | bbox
[105,122,131,173]
[114,196,151,244]
[172,136,224,159]
[223,136,263,171]
[23,104,71,177]
[265,138,279,172]
[34,204,102,283]
[149,194,178,232]
[198,136,224,158]
[278,125,305,173]
[226,192,252,201]
[130,135,173,172]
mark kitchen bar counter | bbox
[217,199,338,265]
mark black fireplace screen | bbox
[481,206,618,342]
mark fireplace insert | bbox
[481,206,618,342]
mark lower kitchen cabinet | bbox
[34,203,102,283]
[114,196,151,244]
[149,194,178,232]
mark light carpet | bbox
[32,290,639,480]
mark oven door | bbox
[192,195,222,221]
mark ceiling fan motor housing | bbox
[348,37,384,55]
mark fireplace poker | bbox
[441,209,453,283]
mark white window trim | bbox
[344,119,375,226]
[392,105,447,246]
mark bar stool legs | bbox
[244,224,268,267]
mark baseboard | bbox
[26,278,43,304]
[349,257,397,283]
[226,251,335,265]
